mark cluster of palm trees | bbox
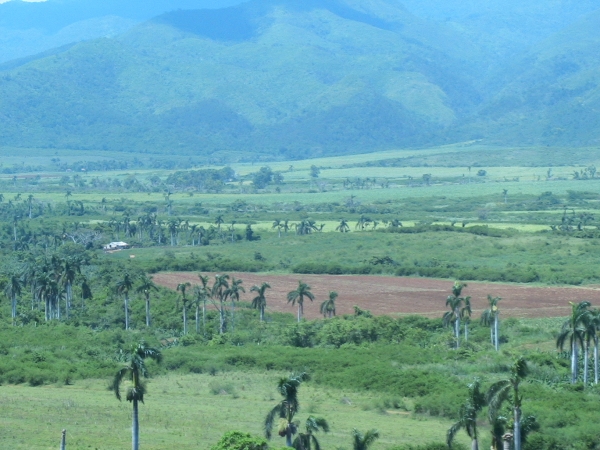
[2,255,90,324]
[443,282,501,351]
[265,372,379,450]
[556,300,600,385]
[448,357,538,450]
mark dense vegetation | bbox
[1,147,600,449]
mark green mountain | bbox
[469,9,600,146]
[0,0,483,159]
[1,0,600,157]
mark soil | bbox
[153,272,600,319]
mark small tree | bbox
[447,379,486,450]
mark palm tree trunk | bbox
[572,340,578,383]
[286,427,293,447]
[125,295,129,330]
[471,438,479,450]
[464,323,468,342]
[60,429,66,450]
[231,300,235,332]
[514,407,521,450]
[132,399,139,450]
[260,305,264,322]
[219,300,225,334]
[146,298,151,327]
[494,315,499,351]
[490,324,494,346]
[595,336,598,385]
[183,303,187,334]
[584,341,590,385]
[455,314,460,349]
[12,294,16,326]
[203,300,206,336]
[195,305,199,333]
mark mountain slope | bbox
[0,0,483,158]
[470,9,600,146]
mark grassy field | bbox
[0,371,467,450]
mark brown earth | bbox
[153,272,600,319]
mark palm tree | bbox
[351,429,379,450]
[136,276,158,327]
[287,281,315,322]
[443,282,468,349]
[293,416,329,450]
[461,296,472,342]
[481,295,501,351]
[320,291,337,319]
[487,357,529,450]
[212,274,230,334]
[215,215,224,233]
[227,277,245,332]
[265,372,309,447]
[588,309,600,384]
[251,282,271,322]
[61,259,79,320]
[4,273,22,326]
[557,301,591,384]
[273,219,283,238]
[335,219,350,233]
[447,379,486,450]
[80,275,93,311]
[116,272,135,330]
[582,310,599,386]
[112,342,162,450]
[177,282,192,334]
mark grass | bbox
[0,371,467,450]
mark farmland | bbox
[2,143,600,450]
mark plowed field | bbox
[154,272,600,319]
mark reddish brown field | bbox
[153,272,600,319]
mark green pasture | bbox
[0,372,465,450]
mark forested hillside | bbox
[0,0,599,157]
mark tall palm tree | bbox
[212,274,230,334]
[265,372,309,447]
[351,429,379,450]
[61,259,79,320]
[136,276,158,327]
[487,357,529,450]
[460,296,472,342]
[335,219,350,233]
[226,277,245,332]
[320,291,337,319]
[177,282,192,334]
[251,282,271,322]
[116,272,135,330]
[582,308,600,386]
[112,342,162,450]
[557,301,591,384]
[287,281,315,322]
[4,273,22,326]
[196,274,210,334]
[447,379,486,450]
[273,219,283,238]
[293,416,329,450]
[481,295,501,351]
[80,275,93,311]
[443,281,468,349]
[588,309,600,384]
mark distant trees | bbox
[320,291,337,318]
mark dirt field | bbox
[153,272,600,319]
